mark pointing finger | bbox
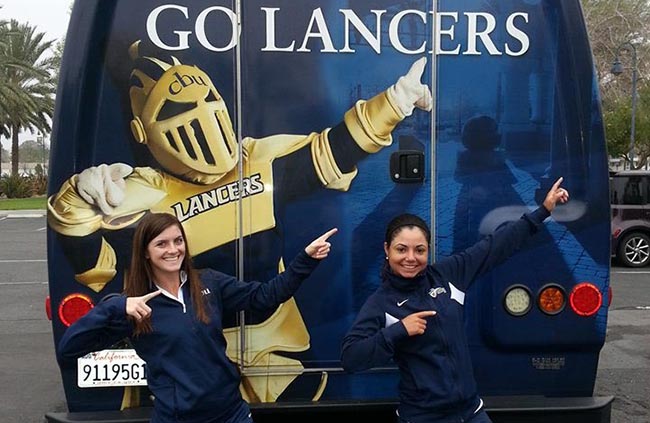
[551,176,564,191]
[317,228,338,242]
[407,57,427,81]
[142,290,162,303]
[413,310,437,318]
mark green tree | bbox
[1,144,9,165]
[581,0,650,168]
[0,20,57,176]
[51,37,65,82]
[1,14,43,174]
[604,82,650,167]
[0,14,14,174]
[19,139,49,163]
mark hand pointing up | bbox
[543,177,570,212]
[305,228,338,260]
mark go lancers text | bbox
[147,5,531,56]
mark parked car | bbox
[611,170,650,267]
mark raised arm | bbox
[437,177,569,290]
[216,228,338,313]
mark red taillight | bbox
[45,296,52,321]
[58,294,94,327]
[569,283,602,317]
[608,286,613,307]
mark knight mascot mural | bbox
[48,41,432,407]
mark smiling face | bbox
[145,224,186,281]
[384,226,429,278]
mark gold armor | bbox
[48,49,406,405]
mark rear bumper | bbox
[45,395,614,423]
[484,395,614,423]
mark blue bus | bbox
[45,0,613,421]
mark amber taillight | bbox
[538,284,566,315]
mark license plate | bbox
[77,349,147,388]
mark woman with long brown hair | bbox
[58,212,337,423]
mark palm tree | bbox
[0,19,57,176]
[0,15,11,174]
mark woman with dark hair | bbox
[58,212,337,423]
[341,178,570,423]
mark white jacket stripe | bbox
[448,282,465,305]
[385,312,399,327]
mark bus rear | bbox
[46,0,612,421]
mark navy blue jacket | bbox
[58,251,320,423]
[341,207,550,423]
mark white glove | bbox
[76,163,133,215]
[388,57,433,117]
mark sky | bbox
[1,0,71,42]
[1,0,73,150]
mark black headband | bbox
[385,214,431,244]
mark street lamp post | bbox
[37,133,44,174]
[611,41,638,170]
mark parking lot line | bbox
[0,259,47,263]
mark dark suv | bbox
[611,170,650,267]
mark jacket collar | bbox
[383,267,427,292]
